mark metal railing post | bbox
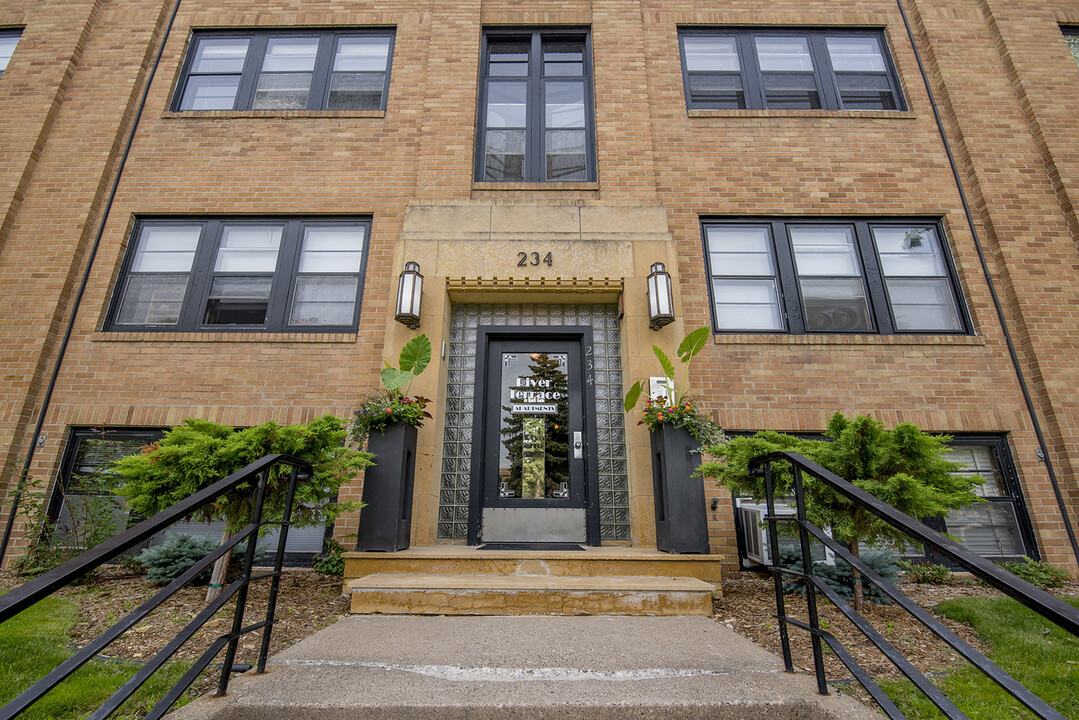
[792,465,828,695]
[217,468,270,696]
[257,464,301,674]
[763,461,793,672]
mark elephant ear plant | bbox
[623,326,723,446]
[351,334,434,444]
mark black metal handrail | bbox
[748,450,1079,720]
[0,453,313,720]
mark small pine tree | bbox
[700,412,981,611]
[113,415,370,600]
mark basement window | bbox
[107,218,370,332]
[678,28,906,111]
[702,218,968,335]
[174,30,394,111]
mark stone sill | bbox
[712,333,984,346]
[95,331,357,343]
[687,109,917,120]
[471,181,600,192]
[161,109,386,120]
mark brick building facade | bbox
[1,0,1078,576]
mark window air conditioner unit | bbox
[738,502,835,566]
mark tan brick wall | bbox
[0,0,1076,576]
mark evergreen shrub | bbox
[778,545,901,604]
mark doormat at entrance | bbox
[477,543,586,551]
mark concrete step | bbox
[346,573,716,616]
[342,546,726,584]
[167,616,878,720]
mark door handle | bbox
[573,431,583,459]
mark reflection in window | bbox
[498,352,570,500]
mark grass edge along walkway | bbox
[877,595,1079,720]
[0,592,193,720]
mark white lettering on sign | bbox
[511,404,557,415]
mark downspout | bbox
[895,0,1079,565]
[0,0,186,563]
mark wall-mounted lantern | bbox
[647,262,674,330]
[395,261,423,329]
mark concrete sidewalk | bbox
[168,615,880,719]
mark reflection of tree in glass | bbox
[499,353,570,499]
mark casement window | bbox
[1065,27,1079,66]
[174,30,394,111]
[925,437,1038,563]
[0,29,21,79]
[475,29,596,182]
[702,219,967,334]
[679,28,905,111]
[108,218,369,332]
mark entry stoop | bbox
[341,547,724,617]
[347,573,715,615]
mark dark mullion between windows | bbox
[701,218,969,336]
[529,33,544,182]
[679,27,905,112]
[107,217,370,333]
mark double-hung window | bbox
[703,219,966,334]
[175,30,394,111]
[108,218,369,332]
[679,28,905,111]
[925,437,1037,563]
[1064,27,1079,66]
[476,29,596,182]
[0,29,21,79]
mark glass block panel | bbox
[437,303,628,541]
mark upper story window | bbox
[1064,27,1079,66]
[0,29,21,79]
[107,218,369,332]
[475,29,596,182]
[678,28,905,111]
[174,30,394,111]
[702,219,967,334]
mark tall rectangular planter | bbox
[650,423,710,554]
[356,423,417,552]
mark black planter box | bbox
[650,423,710,554]
[356,423,417,552]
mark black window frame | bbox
[474,27,597,183]
[172,29,395,112]
[1064,26,1079,66]
[678,27,906,112]
[0,28,22,80]
[700,217,970,336]
[919,434,1039,565]
[727,432,1038,569]
[106,217,372,333]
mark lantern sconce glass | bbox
[395,261,423,329]
[647,261,675,330]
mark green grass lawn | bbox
[878,595,1079,719]
[0,594,193,719]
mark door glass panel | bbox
[497,352,570,501]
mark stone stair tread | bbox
[347,573,715,593]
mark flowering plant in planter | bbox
[624,326,724,446]
[350,334,433,444]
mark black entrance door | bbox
[468,326,600,545]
